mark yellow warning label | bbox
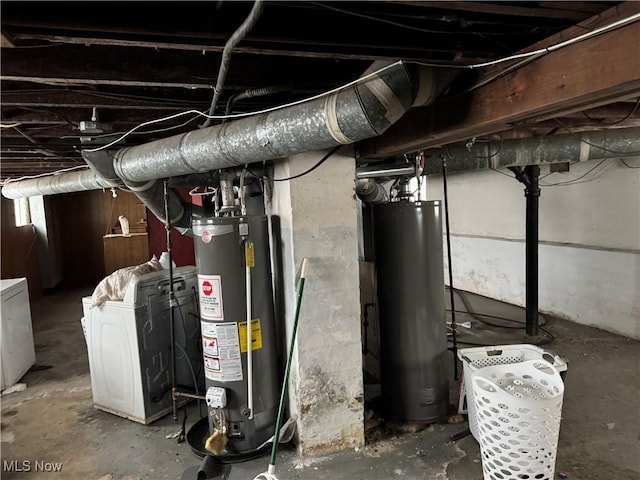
[245,241,255,268]
[238,318,262,352]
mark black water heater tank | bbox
[373,200,449,422]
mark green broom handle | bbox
[269,258,308,467]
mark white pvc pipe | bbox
[246,257,254,420]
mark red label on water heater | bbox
[198,274,223,320]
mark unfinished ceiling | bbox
[1,1,639,181]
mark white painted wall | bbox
[425,157,640,339]
[268,149,364,454]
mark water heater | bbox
[373,200,449,422]
[192,215,279,453]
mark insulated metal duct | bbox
[112,61,457,183]
[80,150,204,232]
[1,61,457,220]
[421,126,640,175]
[1,169,112,198]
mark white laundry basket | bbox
[471,359,565,480]
[458,344,567,441]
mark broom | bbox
[254,258,309,480]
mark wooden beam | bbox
[0,75,214,90]
[0,90,207,110]
[387,1,595,20]
[1,32,14,48]
[9,33,492,63]
[0,44,363,93]
[357,19,640,158]
[480,2,640,81]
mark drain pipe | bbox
[201,0,265,128]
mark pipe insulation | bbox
[355,178,388,204]
[113,61,457,183]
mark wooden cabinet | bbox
[103,233,150,275]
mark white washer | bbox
[82,266,203,424]
[1,278,36,391]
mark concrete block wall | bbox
[268,149,364,454]
[425,157,640,339]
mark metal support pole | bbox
[509,165,541,339]
[524,165,540,338]
[164,179,178,421]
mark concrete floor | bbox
[1,286,638,480]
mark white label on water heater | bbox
[201,321,243,382]
[198,274,224,320]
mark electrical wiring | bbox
[69,88,209,106]
[447,288,555,345]
[17,106,77,127]
[553,118,640,156]
[61,112,203,140]
[583,97,640,126]
[271,145,342,182]
[621,158,640,169]
[3,42,64,49]
[490,168,514,179]
[477,133,503,159]
[539,158,609,186]
[2,164,90,184]
[82,60,407,153]
[79,12,639,155]
[310,1,522,36]
[0,122,23,128]
[467,12,640,69]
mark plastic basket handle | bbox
[471,374,502,394]
[541,349,565,368]
[527,359,561,377]
[471,360,562,393]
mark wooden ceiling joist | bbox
[357,17,640,158]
